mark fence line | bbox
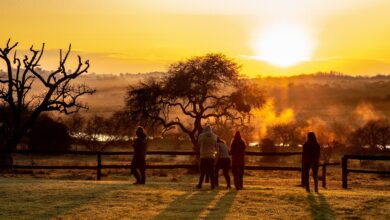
[5,150,302,156]
[3,150,389,189]
[342,154,390,188]
[2,150,303,181]
[319,162,340,188]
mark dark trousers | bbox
[215,158,231,187]
[131,158,146,184]
[303,162,319,192]
[198,158,215,188]
[232,166,244,190]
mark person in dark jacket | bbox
[131,126,147,184]
[214,137,231,188]
[302,132,320,192]
[230,131,246,190]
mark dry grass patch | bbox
[0,175,389,219]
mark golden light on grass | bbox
[253,23,315,67]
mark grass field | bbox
[0,172,389,220]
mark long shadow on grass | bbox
[307,193,336,220]
[30,184,123,219]
[153,190,219,220]
[205,190,237,219]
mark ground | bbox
[0,171,389,220]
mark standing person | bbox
[230,131,246,190]
[196,125,217,190]
[131,126,147,185]
[214,137,231,189]
[302,132,320,193]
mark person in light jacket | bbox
[196,125,217,190]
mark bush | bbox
[28,115,71,151]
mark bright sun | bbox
[254,24,314,67]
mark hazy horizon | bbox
[1,0,390,76]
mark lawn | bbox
[0,173,389,219]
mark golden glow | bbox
[253,24,314,67]
[0,0,390,76]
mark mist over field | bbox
[65,72,390,142]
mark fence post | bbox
[300,159,304,187]
[342,156,347,189]
[97,152,102,180]
[322,164,327,188]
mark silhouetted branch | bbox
[0,39,95,164]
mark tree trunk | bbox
[0,138,18,168]
[0,127,27,168]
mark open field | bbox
[0,172,389,219]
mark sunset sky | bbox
[1,0,390,76]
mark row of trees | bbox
[260,118,390,162]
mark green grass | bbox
[0,174,389,219]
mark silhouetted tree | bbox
[259,137,278,163]
[64,113,85,136]
[77,113,135,151]
[80,115,110,151]
[125,54,265,150]
[0,39,95,166]
[269,123,301,148]
[351,119,390,151]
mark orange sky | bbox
[1,0,390,76]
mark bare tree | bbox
[351,119,390,151]
[0,39,95,166]
[125,54,265,151]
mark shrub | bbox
[28,115,71,151]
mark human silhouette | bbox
[196,125,217,190]
[302,132,320,192]
[131,126,147,184]
[230,131,246,190]
[214,137,231,188]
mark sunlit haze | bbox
[1,0,390,76]
[253,23,314,67]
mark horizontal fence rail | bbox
[342,154,390,188]
[4,150,302,156]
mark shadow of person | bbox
[307,193,336,220]
[153,190,219,220]
[205,190,237,219]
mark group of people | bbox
[130,126,321,193]
[196,125,246,190]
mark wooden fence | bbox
[3,150,303,181]
[342,154,390,188]
[7,150,386,189]
[320,162,340,188]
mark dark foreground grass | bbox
[0,175,389,219]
